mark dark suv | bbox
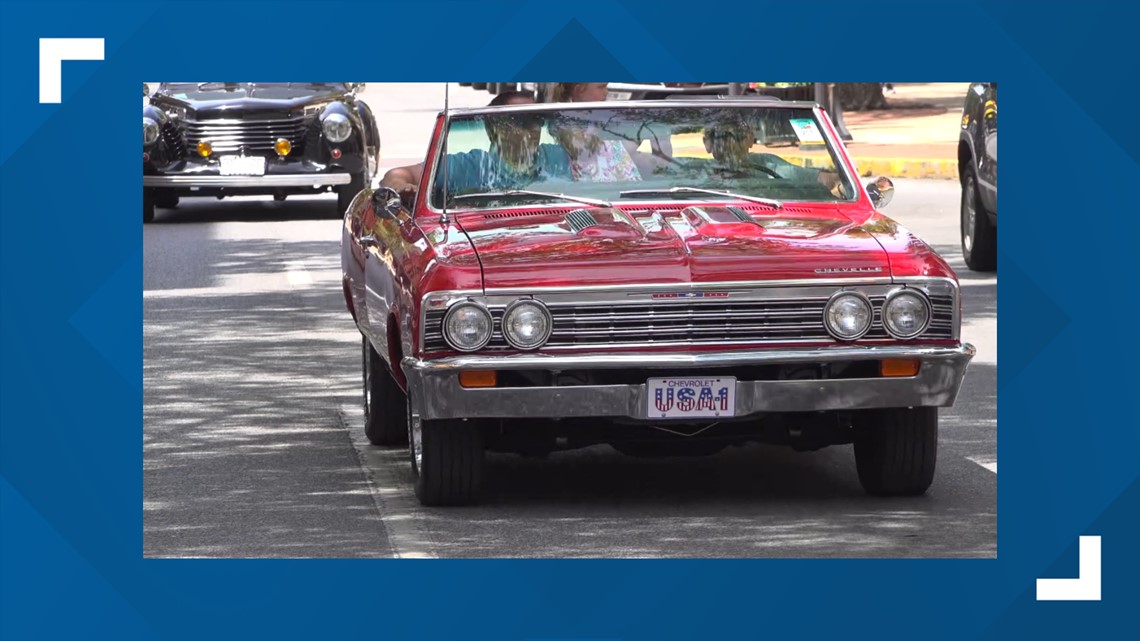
[958,82,997,271]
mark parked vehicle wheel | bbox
[853,407,938,496]
[363,335,409,447]
[143,189,155,223]
[409,412,485,506]
[337,171,366,218]
[155,191,179,209]
[961,166,996,272]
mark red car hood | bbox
[453,204,891,289]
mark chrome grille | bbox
[181,116,308,155]
[423,291,957,353]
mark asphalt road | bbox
[143,84,996,559]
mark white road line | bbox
[968,456,997,474]
[339,404,437,559]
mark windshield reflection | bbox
[429,105,855,210]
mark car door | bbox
[342,192,374,338]
[361,190,410,365]
[979,82,997,214]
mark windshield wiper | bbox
[618,187,782,209]
[451,190,612,208]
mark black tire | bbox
[410,416,485,506]
[336,172,366,219]
[143,189,155,223]
[961,166,997,272]
[155,190,179,209]
[853,407,938,496]
[363,335,409,447]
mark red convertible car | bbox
[341,98,975,506]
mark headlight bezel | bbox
[502,299,553,351]
[442,301,494,352]
[322,112,352,143]
[882,289,933,339]
[823,290,874,341]
[143,117,160,146]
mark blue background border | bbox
[2,1,1138,639]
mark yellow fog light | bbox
[459,370,498,388]
[275,138,292,156]
[880,359,920,377]
[197,141,212,157]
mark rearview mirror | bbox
[865,177,894,209]
[144,83,150,97]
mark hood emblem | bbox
[815,266,884,274]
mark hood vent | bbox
[727,206,756,223]
[565,209,600,232]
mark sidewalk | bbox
[787,82,968,180]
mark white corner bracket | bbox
[1036,535,1102,601]
[39,38,104,104]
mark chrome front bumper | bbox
[401,344,976,422]
[143,173,353,188]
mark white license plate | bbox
[219,155,266,176]
[647,377,736,419]
[607,91,632,101]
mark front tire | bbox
[143,189,155,223]
[853,407,937,496]
[336,171,366,219]
[961,166,996,272]
[409,415,485,507]
[363,335,409,447]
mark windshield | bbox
[427,104,856,210]
[159,82,348,101]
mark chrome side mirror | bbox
[144,83,150,97]
[373,186,404,218]
[866,176,894,209]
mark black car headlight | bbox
[824,291,873,341]
[143,117,160,146]
[882,290,932,339]
[443,302,493,352]
[502,300,552,350]
[322,113,352,143]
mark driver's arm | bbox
[380,163,424,200]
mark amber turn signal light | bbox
[197,141,212,157]
[880,359,920,377]
[459,370,498,388]
[275,138,292,156]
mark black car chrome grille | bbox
[160,120,186,158]
[423,294,956,352]
[181,116,308,155]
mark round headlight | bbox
[503,300,552,350]
[443,302,493,352]
[322,113,352,143]
[143,117,160,146]
[824,291,873,340]
[883,290,931,339]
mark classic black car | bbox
[142,82,380,223]
[958,82,997,271]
